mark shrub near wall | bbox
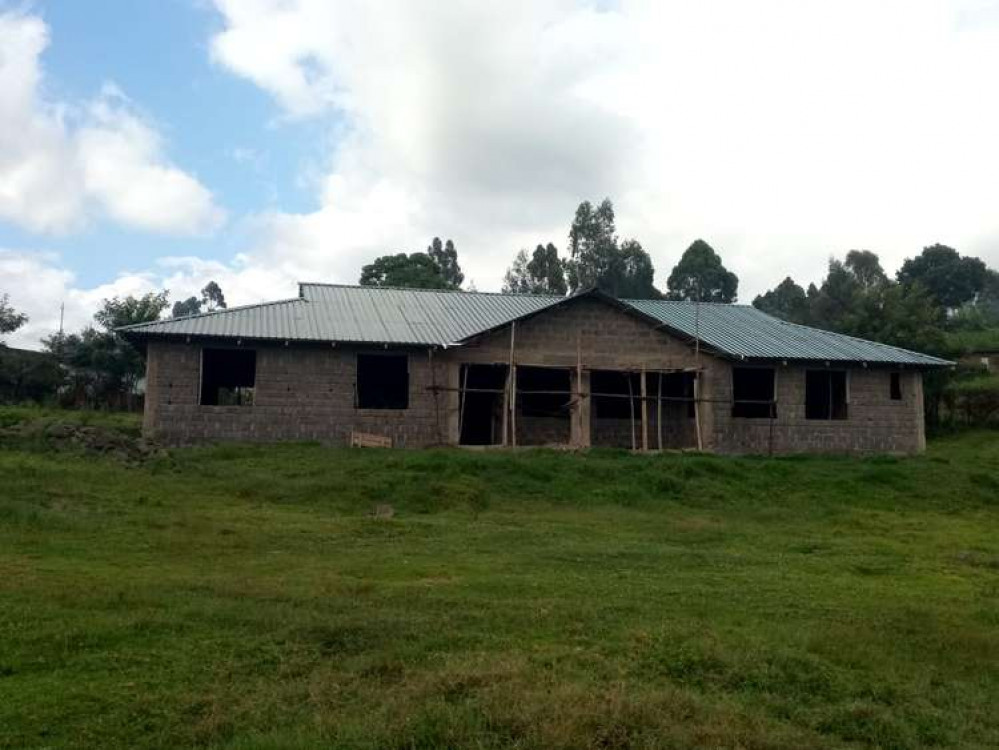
[944,374,999,426]
[0,348,62,404]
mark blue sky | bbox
[2,1,998,348]
[0,0,325,287]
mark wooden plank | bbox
[351,431,392,449]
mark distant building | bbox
[119,285,951,454]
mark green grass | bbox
[0,404,142,434]
[1,412,998,749]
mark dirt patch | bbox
[0,420,164,464]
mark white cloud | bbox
[0,11,224,236]
[0,248,288,350]
[207,0,999,298]
[0,248,157,348]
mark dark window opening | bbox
[459,364,508,445]
[890,372,902,401]
[806,370,848,420]
[200,348,256,406]
[517,367,571,418]
[592,370,641,419]
[651,371,696,418]
[732,367,776,418]
[356,354,409,409]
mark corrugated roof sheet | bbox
[117,284,951,367]
[625,299,950,367]
[118,285,561,346]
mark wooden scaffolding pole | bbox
[457,364,469,445]
[509,322,517,448]
[576,331,584,448]
[657,370,663,451]
[627,372,636,451]
[640,365,648,452]
[693,373,704,451]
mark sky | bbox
[2,0,999,349]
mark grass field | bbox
[1,407,998,749]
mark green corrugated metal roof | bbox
[117,284,951,367]
[626,299,950,367]
[117,285,561,347]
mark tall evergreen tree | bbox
[897,244,989,310]
[564,198,659,298]
[753,277,808,322]
[172,297,202,318]
[201,281,228,311]
[502,243,567,295]
[427,237,464,289]
[360,253,452,289]
[844,250,888,290]
[665,240,738,302]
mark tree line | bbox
[2,198,998,422]
[0,282,229,408]
[358,198,740,303]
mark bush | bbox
[943,374,999,426]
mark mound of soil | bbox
[0,420,164,463]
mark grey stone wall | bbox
[142,295,927,454]
[707,361,925,455]
[144,341,447,446]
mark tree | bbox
[565,199,619,293]
[426,238,464,289]
[753,277,809,322]
[0,294,28,345]
[844,250,888,290]
[665,239,738,303]
[502,243,567,295]
[897,244,989,310]
[94,292,169,331]
[359,253,452,289]
[201,281,227,311]
[616,240,658,298]
[807,259,862,332]
[563,199,660,298]
[853,281,945,355]
[172,297,202,318]
[43,292,168,409]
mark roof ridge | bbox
[116,296,305,331]
[624,297,755,309]
[298,281,562,299]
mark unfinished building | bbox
[119,284,951,454]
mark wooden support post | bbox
[429,348,442,444]
[509,322,517,448]
[501,373,509,447]
[640,365,648,452]
[657,370,663,451]
[576,332,583,447]
[693,372,704,451]
[457,364,469,445]
[627,372,636,452]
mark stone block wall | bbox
[707,361,925,454]
[443,296,710,448]
[141,295,928,454]
[144,340,448,446]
